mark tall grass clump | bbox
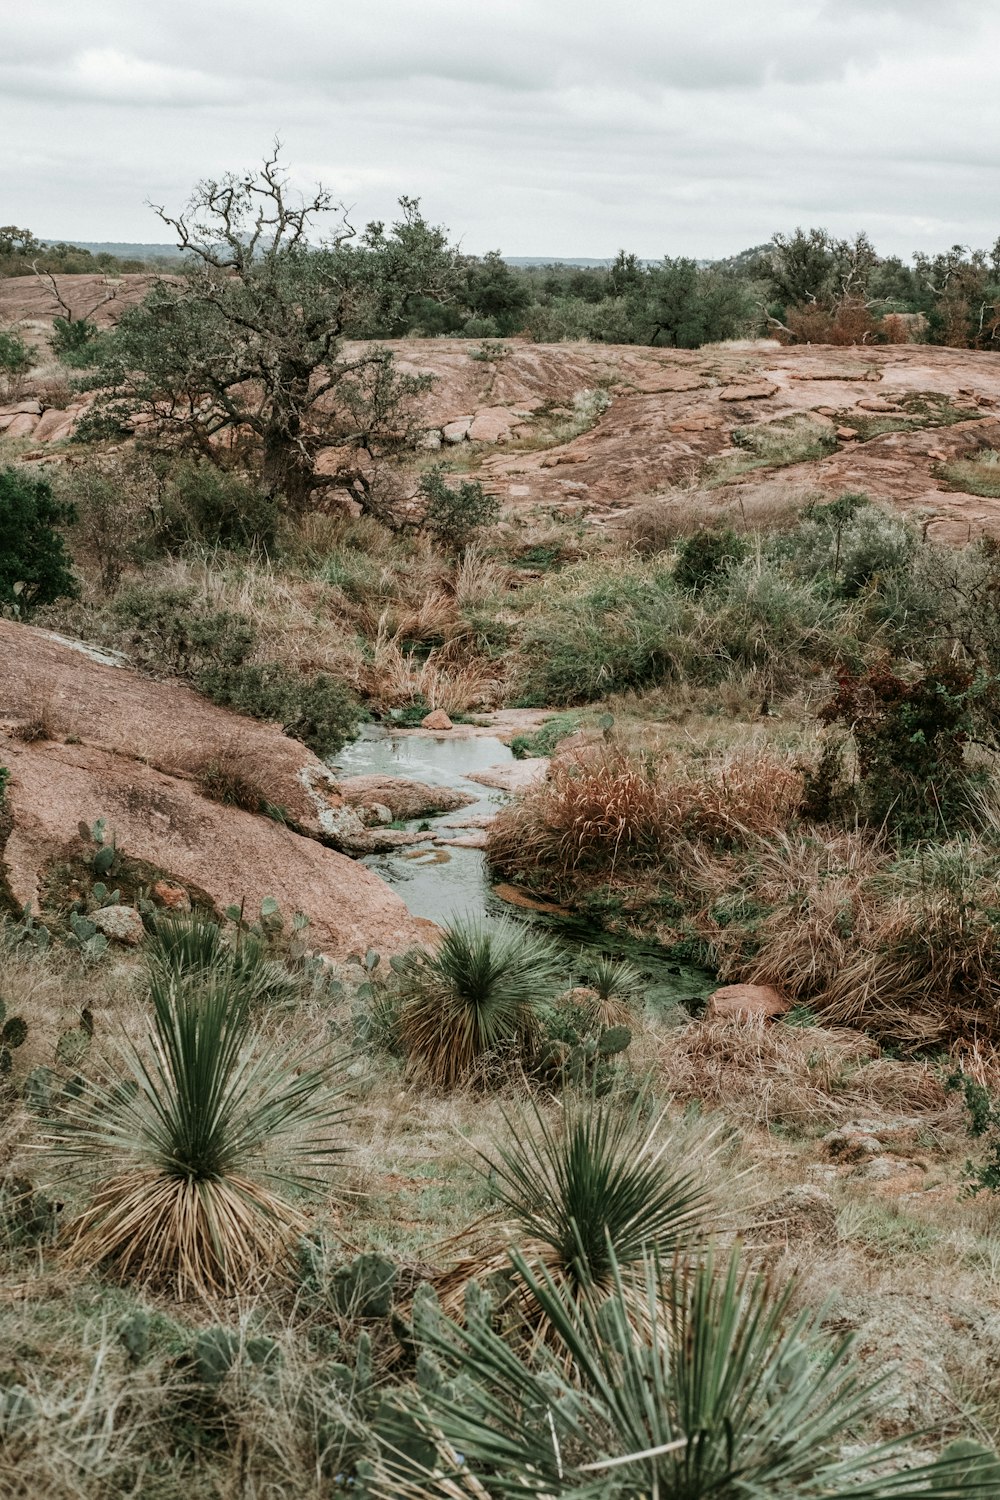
[54,970,346,1297]
[378,1243,993,1498]
[393,916,565,1087]
[488,747,675,887]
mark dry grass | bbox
[657,1016,949,1130]
[488,741,804,888]
[619,482,813,552]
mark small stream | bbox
[331,726,715,1017]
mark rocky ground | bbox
[4,271,1000,541]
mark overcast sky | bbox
[3,0,998,260]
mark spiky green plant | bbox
[147,911,300,1009]
[377,1245,997,1498]
[481,1092,712,1317]
[395,916,565,1087]
[583,955,646,1029]
[53,971,346,1297]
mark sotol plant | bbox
[377,1244,998,1498]
[478,1091,713,1327]
[394,915,565,1087]
[53,968,347,1297]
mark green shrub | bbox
[673,526,747,592]
[158,461,280,551]
[701,553,848,686]
[50,316,99,366]
[509,712,581,759]
[199,662,359,757]
[113,586,359,756]
[0,330,31,379]
[418,468,501,552]
[819,655,987,838]
[113,586,256,679]
[0,466,78,613]
[518,567,687,705]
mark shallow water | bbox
[331,726,715,1014]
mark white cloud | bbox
[0,0,997,257]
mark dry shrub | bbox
[359,620,504,712]
[9,701,65,743]
[880,313,913,345]
[736,834,1000,1046]
[658,1017,946,1129]
[675,749,803,843]
[817,892,1000,1044]
[488,743,803,889]
[488,746,675,883]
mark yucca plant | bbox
[582,955,646,1030]
[478,1091,712,1327]
[395,916,565,1088]
[147,911,301,1009]
[53,970,346,1298]
[377,1245,997,1498]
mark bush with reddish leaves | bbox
[818,654,990,837]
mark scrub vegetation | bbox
[3,156,1000,1496]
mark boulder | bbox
[1,734,426,962]
[0,620,349,846]
[92,905,145,946]
[421,709,453,731]
[703,983,790,1021]
[468,407,518,443]
[33,407,77,442]
[338,774,474,821]
[151,880,192,912]
[1,413,38,438]
[442,417,473,443]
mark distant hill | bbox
[41,240,184,261]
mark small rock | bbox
[337,774,473,820]
[718,381,778,401]
[824,1126,882,1163]
[704,983,790,1021]
[421,709,453,731]
[151,880,191,912]
[438,830,489,849]
[836,426,859,440]
[367,802,394,826]
[92,905,145,946]
[757,1184,837,1240]
[856,397,903,413]
[420,430,443,450]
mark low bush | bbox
[673,526,747,592]
[818,655,987,838]
[517,565,689,705]
[937,449,1000,500]
[157,460,280,552]
[418,468,501,552]
[111,585,360,755]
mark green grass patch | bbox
[833,390,981,442]
[935,449,1000,498]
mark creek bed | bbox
[331,725,715,1016]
